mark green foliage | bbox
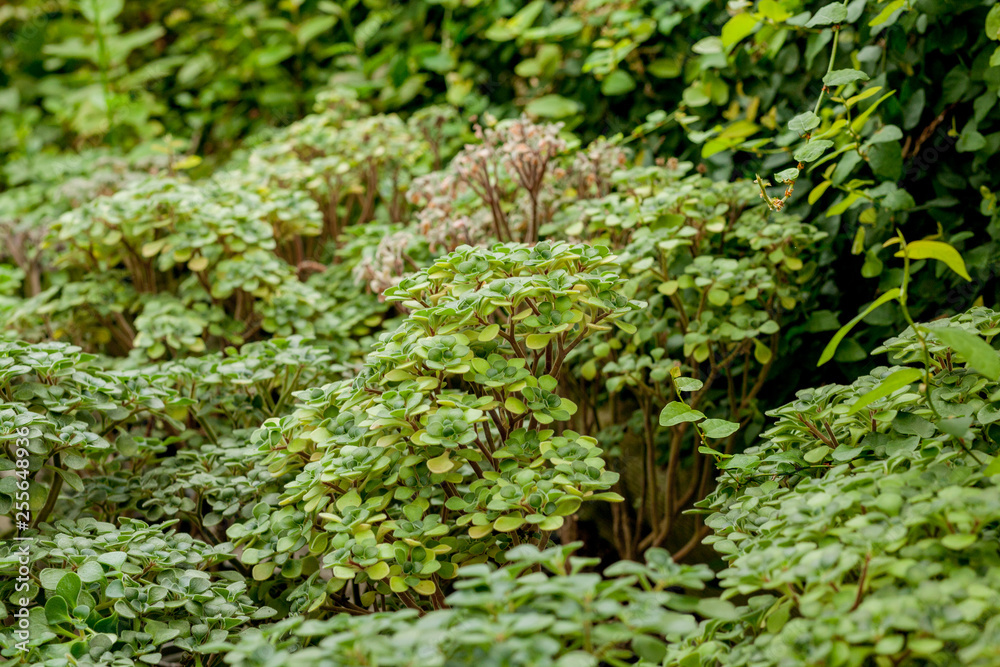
[0,341,188,525]
[0,337,345,664]
[701,0,1000,370]
[2,1,467,160]
[330,120,834,560]
[0,518,273,665]
[665,307,1000,666]
[2,99,455,359]
[5,2,1000,664]
[246,241,639,612]
[1,0,724,166]
[9,0,1000,368]
[547,162,827,558]
[218,542,719,667]
[0,335,344,527]
[49,173,322,355]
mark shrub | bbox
[0,336,345,528]
[1,1,701,167]
[0,518,273,665]
[217,542,725,667]
[538,160,824,560]
[693,0,1000,378]
[0,149,168,338]
[0,341,189,527]
[229,112,825,558]
[0,336,350,663]
[2,100,457,359]
[245,241,640,613]
[236,93,464,238]
[664,307,1000,666]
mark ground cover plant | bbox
[664,307,1000,666]
[3,1,1000,666]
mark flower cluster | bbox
[352,231,418,296]
[355,117,629,296]
[408,170,493,254]
[451,115,569,243]
[571,137,628,198]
